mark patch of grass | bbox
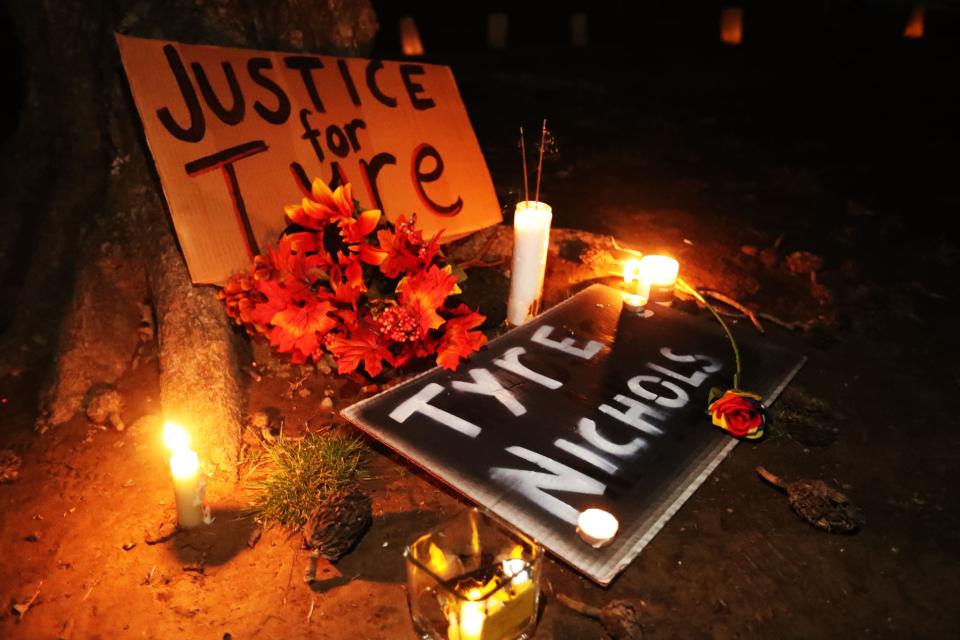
[250,431,367,531]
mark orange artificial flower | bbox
[284,179,356,230]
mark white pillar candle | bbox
[163,421,205,529]
[507,201,552,327]
[577,508,619,548]
[639,255,679,304]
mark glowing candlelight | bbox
[399,16,425,56]
[162,421,206,529]
[622,258,650,311]
[501,558,530,586]
[455,589,487,640]
[507,201,552,326]
[406,510,541,640]
[577,508,619,548]
[639,255,679,304]
[721,7,743,45]
[904,5,924,39]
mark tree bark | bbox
[1,0,378,475]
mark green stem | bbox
[678,278,742,389]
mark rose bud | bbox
[707,389,767,439]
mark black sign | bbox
[342,285,804,585]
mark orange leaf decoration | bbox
[435,305,488,370]
[327,327,395,377]
[221,179,485,376]
[396,265,460,336]
[267,300,337,363]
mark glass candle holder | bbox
[639,255,679,305]
[621,258,651,312]
[405,509,543,640]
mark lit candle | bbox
[162,421,206,529]
[721,6,743,45]
[507,201,552,326]
[577,508,618,548]
[639,255,679,304]
[622,258,650,312]
[448,588,486,640]
[399,16,425,56]
[903,5,924,39]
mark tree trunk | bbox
[1,0,378,476]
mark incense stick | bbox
[534,118,547,203]
[520,126,529,203]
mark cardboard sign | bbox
[342,285,805,585]
[116,34,501,284]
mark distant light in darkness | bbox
[721,6,743,46]
[399,16,424,56]
[904,5,925,40]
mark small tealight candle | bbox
[639,255,679,304]
[622,258,650,312]
[449,589,486,640]
[162,421,206,529]
[577,508,619,548]
[507,201,552,326]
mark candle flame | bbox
[163,421,191,452]
[169,447,200,480]
[639,255,679,286]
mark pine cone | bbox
[85,387,125,431]
[303,490,372,561]
[757,467,863,534]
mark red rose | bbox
[707,390,767,439]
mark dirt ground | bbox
[3,33,960,640]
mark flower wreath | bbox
[220,179,487,377]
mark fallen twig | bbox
[458,226,502,270]
[283,547,298,604]
[756,312,818,332]
[12,581,42,619]
[609,236,643,258]
[679,289,818,333]
[700,290,765,334]
[556,592,643,640]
